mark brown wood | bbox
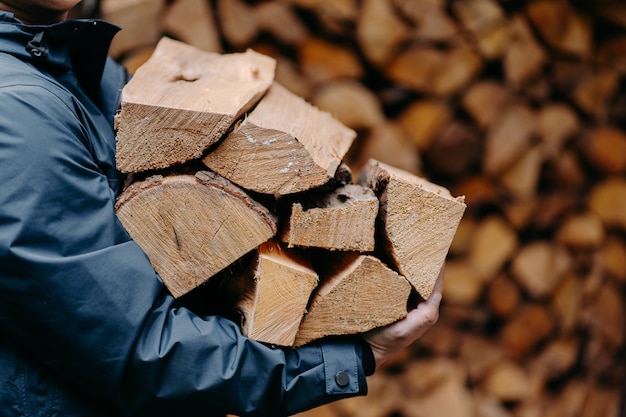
[356,0,410,67]
[100,0,165,59]
[115,38,276,173]
[114,171,277,298]
[236,240,318,347]
[294,253,411,346]
[162,0,221,53]
[358,159,466,299]
[203,82,356,196]
[310,80,385,131]
[281,184,378,252]
[386,45,483,96]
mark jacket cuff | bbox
[320,337,369,395]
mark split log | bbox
[281,184,379,252]
[100,0,165,59]
[588,177,626,231]
[215,0,258,49]
[526,0,593,58]
[398,99,453,151]
[236,240,319,347]
[115,37,276,173]
[294,253,411,346]
[386,45,483,96]
[202,82,356,196]
[162,0,222,53]
[510,241,572,300]
[579,127,626,174]
[356,0,410,67]
[114,171,277,298]
[483,103,537,176]
[358,159,466,299]
[309,80,385,131]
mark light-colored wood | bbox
[298,38,364,84]
[401,359,474,417]
[114,171,277,298]
[482,360,531,402]
[452,0,509,59]
[203,82,356,196]
[501,304,554,360]
[281,184,378,252]
[215,0,258,49]
[358,159,466,299]
[386,45,483,96]
[487,275,521,319]
[356,0,410,67]
[294,253,411,346]
[398,99,453,151]
[115,38,276,173]
[459,334,505,382]
[467,216,518,281]
[100,0,165,58]
[483,104,537,176]
[236,241,318,346]
[441,259,484,306]
[254,1,309,47]
[503,15,547,87]
[499,145,543,199]
[556,211,606,249]
[462,81,514,129]
[162,0,221,53]
[310,80,385,131]
[510,241,572,299]
[537,103,580,158]
[589,177,626,231]
[351,121,422,175]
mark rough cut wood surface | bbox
[203,82,356,196]
[115,38,276,173]
[281,183,378,252]
[114,171,277,298]
[294,253,411,347]
[358,159,466,299]
[236,240,318,346]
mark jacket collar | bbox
[0,11,120,98]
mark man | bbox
[0,1,443,416]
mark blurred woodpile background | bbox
[85,0,626,415]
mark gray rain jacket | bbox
[0,12,371,417]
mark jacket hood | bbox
[0,11,120,98]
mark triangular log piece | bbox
[281,184,378,252]
[202,82,356,196]
[294,253,411,347]
[114,171,277,298]
[236,240,319,346]
[115,37,276,173]
[358,159,466,300]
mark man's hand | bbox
[362,266,444,371]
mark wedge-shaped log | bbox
[202,82,356,196]
[294,253,411,347]
[115,37,276,173]
[281,184,378,252]
[114,171,277,298]
[358,159,466,300]
[236,241,319,346]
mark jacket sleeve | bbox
[0,82,370,417]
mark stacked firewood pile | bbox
[94,0,626,416]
